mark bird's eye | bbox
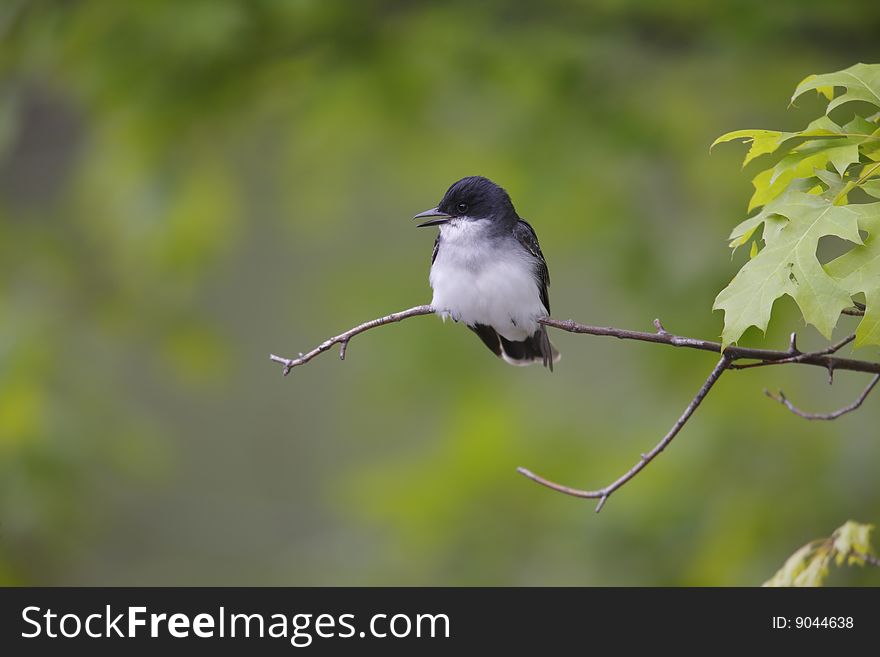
[457,202,468,214]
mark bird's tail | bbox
[468,323,560,371]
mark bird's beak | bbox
[413,207,452,227]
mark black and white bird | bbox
[413,176,560,370]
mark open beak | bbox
[413,207,452,227]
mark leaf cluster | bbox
[713,64,880,348]
[764,520,875,587]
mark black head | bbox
[413,176,517,227]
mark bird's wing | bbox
[431,232,440,265]
[513,219,550,314]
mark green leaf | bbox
[825,202,880,346]
[714,192,863,347]
[747,137,869,211]
[793,63,880,114]
[831,521,874,567]
[747,146,850,211]
[711,116,850,168]
[728,180,820,247]
[844,115,878,135]
[864,141,880,162]
[812,169,847,197]
[827,144,861,176]
[728,214,765,248]
[862,179,880,199]
[793,549,831,586]
[763,543,818,587]
[771,140,860,183]
[711,129,786,166]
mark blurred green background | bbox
[1,0,879,586]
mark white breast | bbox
[429,219,546,341]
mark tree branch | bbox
[518,355,731,512]
[765,374,880,421]
[270,307,880,509]
[538,318,880,375]
[269,305,434,375]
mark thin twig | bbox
[765,374,880,420]
[517,356,731,512]
[269,305,434,375]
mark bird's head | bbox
[413,176,516,228]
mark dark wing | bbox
[431,233,440,265]
[513,219,550,314]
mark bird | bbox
[413,176,560,370]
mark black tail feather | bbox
[468,323,503,357]
[468,323,559,370]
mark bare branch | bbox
[269,305,434,375]
[765,374,880,421]
[539,318,880,375]
[517,355,731,512]
[274,312,880,377]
